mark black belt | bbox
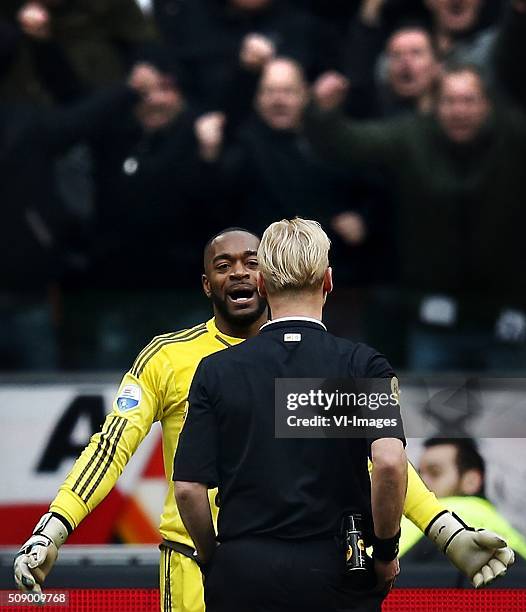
[159,539,197,561]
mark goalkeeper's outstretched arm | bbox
[14,362,164,593]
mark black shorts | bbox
[203,537,386,612]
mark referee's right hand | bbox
[373,557,400,593]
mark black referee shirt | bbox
[174,318,405,542]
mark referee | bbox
[174,218,408,612]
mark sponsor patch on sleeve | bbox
[115,384,142,412]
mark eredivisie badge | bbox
[116,384,142,412]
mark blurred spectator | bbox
[427,0,499,65]
[82,59,207,289]
[53,58,210,369]
[153,0,339,118]
[0,8,83,104]
[400,438,526,561]
[343,0,502,119]
[1,56,205,370]
[195,58,385,285]
[343,0,397,118]
[382,25,440,115]
[306,57,526,371]
[0,78,143,370]
[346,22,441,118]
[0,0,156,104]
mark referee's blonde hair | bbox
[258,218,331,294]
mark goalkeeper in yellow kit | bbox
[14,228,514,610]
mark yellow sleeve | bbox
[399,515,425,556]
[50,352,171,529]
[403,462,446,532]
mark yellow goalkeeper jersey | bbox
[50,316,444,546]
[50,318,243,546]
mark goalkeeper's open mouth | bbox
[226,285,257,308]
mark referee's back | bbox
[178,317,398,543]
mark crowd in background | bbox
[1,0,525,371]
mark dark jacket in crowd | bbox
[304,104,526,307]
[86,108,208,288]
[203,115,388,283]
[0,0,155,103]
[0,18,19,74]
[0,85,137,293]
[153,0,338,113]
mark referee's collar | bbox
[260,316,327,332]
